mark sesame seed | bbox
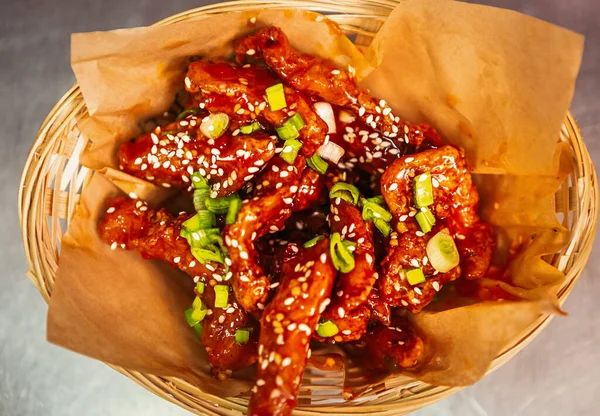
[173,257,181,264]
[218,315,226,323]
[240,251,249,260]
[110,242,117,250]
[338,307,345,318]
[246,48,256,56]
[405,157,415,163]
[433,281,441,291]
[248,167,259,173]
[416,231,425,237]
[128,192,138,199]
[184,77,191,89]
[331,69,341,75]
[320,253,327,264]
[106,207,115,214]
[284,297,294,306]
[342,330,352,335]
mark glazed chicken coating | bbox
[379,222,462,313]
[119,116,276,198]
[224,157,304,313]
[249,239,336,416]
[185,61,328,156]
[235,26,430,147]
[381,145,494,280]
[293,167,327,211]
[327,198,377,313]
[348,317,424,371]
[97,196,258,374]
[313,304,370,344]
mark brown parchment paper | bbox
[48,0,584,398]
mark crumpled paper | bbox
[48,0,584,400]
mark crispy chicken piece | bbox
[366,287,392,326]
[348,317,424,371]
[224,157,304,313]
[119,117,276,198]
[328,198,377,313]
[98,196,217,282]
[381,145,495,280]
[379,223,461,313]
[293,167,327,211]
[200,284,259,379]
[249,239,336,416]
[98,196,258,374]
[313,304,370,344]
[185,61,328,156]
[235,27,432,146]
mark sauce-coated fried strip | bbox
[349,317,424,371]
[98,196,218,282]
[381,145,479,229]
[119,117,276,198]
[201,284,259,379]
[379,223,461,312]
[98,197,258,374]
[366,287,391,326]
[381,145,494,279]
[293,167,327,211]
[328,198,377,312]
[224,157,304,313]
[185,61,328,156]
[313,305,369,344]
[236,27,425,143]
[249,239,336,416]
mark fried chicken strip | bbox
[185,61,328,156]
[98,196,258,375]
[224,157,304,313]
[249,239,336,416]
[119,116,276,198]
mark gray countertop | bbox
[1,0,598,415]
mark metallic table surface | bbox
[1,0,598,415]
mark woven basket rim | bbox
[18,1,598,415]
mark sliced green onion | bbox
[362,201,392,223]
[240,121,261,134]
[415,208,436,234]
[414,171,434,208]
[177,108,200,120]
[303,235,325,248]
[192,296,203,310]
[191,172,209,190]
[235,329,250,344]
[275,123,299,140]
[185,307,206,327]
[307,153,328,175]
[186,228,221,248]
[200,112,229,139]
[183,214,203,232]
[191,247,224,264]
[206,195,232,215]
[287,113,305,131]
[266,83,286,111]
[316,320,339,337]
[329,182,360,205]
[214,285,229,308]
[280,139,302,164]
[373,218,391,237]
[226,195,242,225]
[426,232,460,273]
[193,189,210,211]
[193,324,203,338]
[196,282,205,294]
[342,240,356,249]
[405,268,426,286]
[367,195,385,205]
[330,232,355,273]
[196,210,216,228]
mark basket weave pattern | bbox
[18,1,597,415]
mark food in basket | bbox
[96,26,499,415]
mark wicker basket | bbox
[18,1,598,415]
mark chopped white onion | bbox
[338,110,355,124]
[318,141,345,164]
[314,102,336,133]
